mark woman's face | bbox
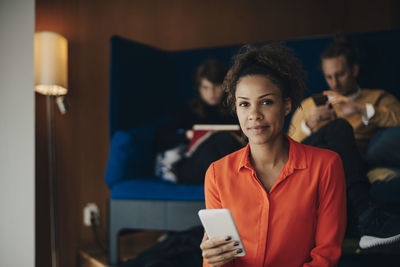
[199,78,224,106]
[235,75,291,145]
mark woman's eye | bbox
[261,99,273,105]
[238,102,249,107]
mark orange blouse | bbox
[204,136,347,267]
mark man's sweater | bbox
[288,89,400,154]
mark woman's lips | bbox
[248,125,269,134]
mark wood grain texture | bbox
[35,1,399,266]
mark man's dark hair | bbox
[321,35,358,67]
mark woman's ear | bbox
[284,98,292,116]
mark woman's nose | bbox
[210,87,216,96]
[248,106,262,120]
[211,86,221,97]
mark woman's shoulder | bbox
[205,146,248,185]
[210,145,248,169]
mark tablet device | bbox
[198,209,246,256]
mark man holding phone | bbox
[289,36,400,249]
[289,47,400,154]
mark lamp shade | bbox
[34,31,68,96]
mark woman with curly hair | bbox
[200,45,347,267]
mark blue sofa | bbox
[105,30,400,265]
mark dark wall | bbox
[35,0,400,266]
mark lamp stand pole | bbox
[47,95,58,267]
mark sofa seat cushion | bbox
[110,178,205,201]
[105,117,169,188]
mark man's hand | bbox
[305,103,336,131]
[323,90,366,117]
[200,232,241,267]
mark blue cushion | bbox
[105,123,158,188]
[366,126,400,168]
[110,179,205,201]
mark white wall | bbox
[0,0,35,266]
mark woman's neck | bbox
[249,134,289,169]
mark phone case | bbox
[198,209,246,256]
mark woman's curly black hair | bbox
[223,44,306,113]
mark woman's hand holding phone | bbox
[200,232,241,267]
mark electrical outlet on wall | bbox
[83,202,100,226]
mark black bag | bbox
[120,226,204,267]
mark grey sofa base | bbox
[108,199,205,265]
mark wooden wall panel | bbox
[35,0,399,266]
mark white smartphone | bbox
[198,209,246,256]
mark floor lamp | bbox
[34,31,68,267]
